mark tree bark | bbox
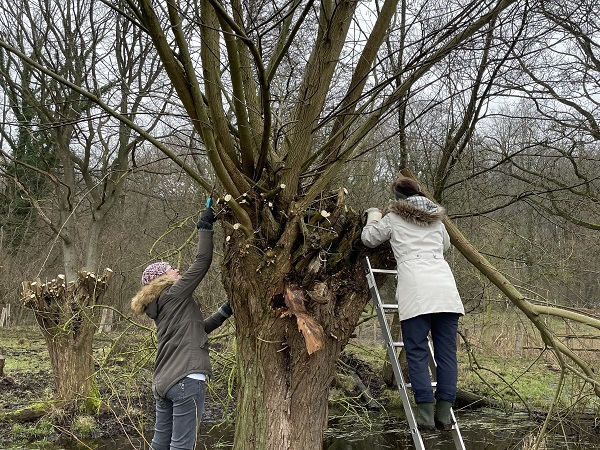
[44,322,96,402]
[234,320,340,449]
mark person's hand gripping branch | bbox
[197,207,216,231]
[364,207,382,224]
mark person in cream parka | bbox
[361,176,464,432]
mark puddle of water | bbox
[2,409,598,450]
[324,409,600,450]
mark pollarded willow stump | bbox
[21,269,113,407]
[22,269,113,334]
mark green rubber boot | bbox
[435,400,454,431]
[416,402,436,432]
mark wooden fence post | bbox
[0,304,9,327]
[515,325,523,357]
[97,307,114,333]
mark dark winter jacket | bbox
[130,230,230,398]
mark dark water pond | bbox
[3,409,598,450]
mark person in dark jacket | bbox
[131,207,232,450]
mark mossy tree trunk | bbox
[44,321,96,406]
[232,300,342,448]
[22,269,112,411]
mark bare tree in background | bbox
[0,0,165,408]
[503,0,600,229]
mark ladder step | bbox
[391,341,404,348]
[406,381,437,388]
[380,303,397,310]
[371,268,397,274]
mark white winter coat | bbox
[361,197,465,321]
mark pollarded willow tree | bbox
[106,0,520,448]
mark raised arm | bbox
[169,208,217,298]
[361,208,391,248]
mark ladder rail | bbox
[363,257,426,449]
[363,257,467,450]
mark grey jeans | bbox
[151,377,206,450]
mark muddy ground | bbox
[0,326,388,446]
[0,326,240,446]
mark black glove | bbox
[218,301,233,318]
[197,208,216,230]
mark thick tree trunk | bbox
[231,293,358,450]
[234,322,339,449]
[221,195,383,450]
[22,269,112,410]
[44,323,96,403]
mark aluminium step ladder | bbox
[362,256,466,450]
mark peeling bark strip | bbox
[282,286,324,355]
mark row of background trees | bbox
[0,0,599,448]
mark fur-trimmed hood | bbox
[131,273,179,317]
[385,196,446,226]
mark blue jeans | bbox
[151,377,206,450]
[401,312,460,404]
